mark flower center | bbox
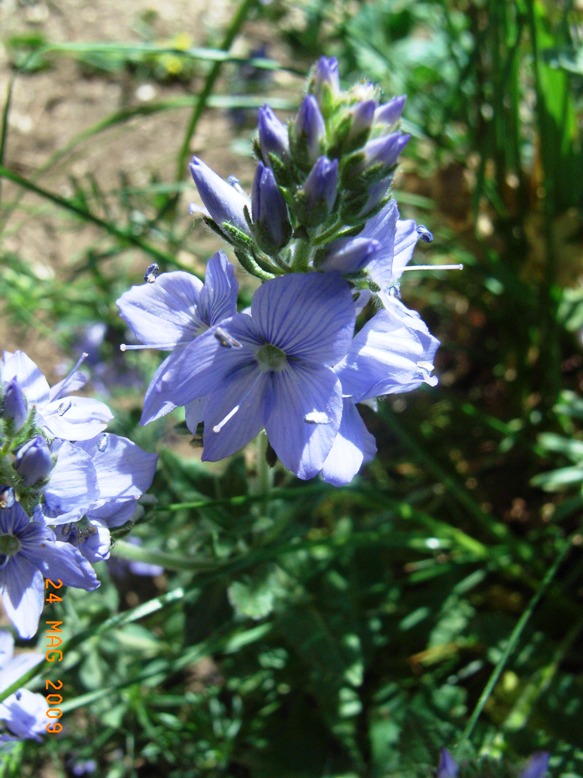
[0,533,21,556]
[255,344,288,372]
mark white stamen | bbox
[304,411,330,424]
[402,264,463,272]
[213,405,241,434]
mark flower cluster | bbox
[118,57,450,484]
[437,748,550,778]
[0,350,158,639]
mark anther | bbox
[214,327,242,349]
[416,225,434,242]
[144,263,160,283]
[97,433,109,452]
[57,399,72,416]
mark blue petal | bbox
[197,251,239,326]
[437,749,459,778]
[392,218,418,278]
[0,503,30,535]
[40,396,113,440]
[0,558,44,640]
[141,353,180,424]
[252,273,355,366]
[0,688,46,741]
[339,300,440,401]
[23,535,100,592]
[117,271,205,348]
[1,351,50,406]
[150,316,259,411]
[266,364,342,479]
[320,400,377,485]
[43,442,99,524]
[201,366,268,461]
[520,753,550,778]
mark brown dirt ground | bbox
[0,0,303,378]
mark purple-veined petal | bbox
[185,397,207,434]
[23,536,99,591]
[0,503,31,536]
[0,652,44,691]
[339,301,439,401]
[252,273,355,366]
[150,316,259,411]
[43,442,99,525]
[266,364,342,479]
[77,435,157,503]
[392,218,418,278]
[141,353,181,425]
[320,400,376,485]
[117,271,205,348]
[0,689,47,741]
[0,558,44,640]
[1,351,50,406]
[201,366,269,461]
[197,251,239,326]
[317,237,381,274]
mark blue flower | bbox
[337,298,440,402]
[437,749,459,778]
[117,251,238,425]
[0,630,44,743]
[1,351,113,441]
[436,749,551,778]
[144,272,356,479]
[0,502,99,639]
[318,298,439,485]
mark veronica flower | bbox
[44,434,157,563]
[437,749,550,778]
[144,272,356,480]
[1,351,112,441]
[117,251,238,425]
[0,502,99,639]
[0,630,45,743]
[319,299,439,485]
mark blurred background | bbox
[0,0,582,776]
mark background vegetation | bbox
[0,0,582,775]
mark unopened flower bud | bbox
[251,162,292,253]
[360,132,410,173]
[189,157,251,236]
[3,378,28,432]
[436,749,459,778]
[346,99,376,147]
[15,435,52,486]
[292,95,326,169]
[257,105,289,163]
[308,56,340,116]
[297,156,338,227]
[374,95,406,129]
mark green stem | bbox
[456,534,573,749]
[174,0,258,185]
[0,165,182,267]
